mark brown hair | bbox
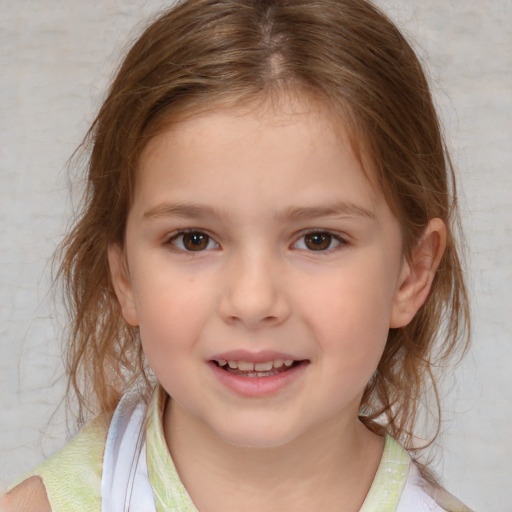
[59,0,469,450]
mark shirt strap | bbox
[101,390,156,512]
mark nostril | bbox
[218,274,291,328]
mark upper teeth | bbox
[217,359,294,371]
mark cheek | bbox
[130,268,211,347]
[299,262,394,372]
[304,266,395,331]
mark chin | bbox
[213,420,306,450]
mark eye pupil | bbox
[183,232,209,251]
[305,233,331,251]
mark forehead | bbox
[131,96,388,227]
[139,94,377,191]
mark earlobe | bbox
[108,244,139,326]
[390,218,447,328]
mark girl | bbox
[3,0,473,510]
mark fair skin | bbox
[3,97,445,511]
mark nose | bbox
[218,250,291,329]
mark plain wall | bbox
[1,1,511,510]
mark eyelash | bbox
[165,230,347,253]
[166,229,220,253]
[292,231,347,253]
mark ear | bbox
[108,243,139,326]
[390,218,446,328]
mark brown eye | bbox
[303,232,333,251]
[170,231,218,252]
[182,232,210,251]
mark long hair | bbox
[58,0,469,450]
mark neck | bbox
[163,399,384,512]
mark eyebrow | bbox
[280,203,376,221]
[142,201,375,222]
[143,202,220,220]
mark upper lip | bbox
[209,350,305,364]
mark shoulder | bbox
[1,477,51,512]
[4,413,111,512]
[399,460,474,512]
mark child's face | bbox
[111,98,410,449]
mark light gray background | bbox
[0,1,510,510]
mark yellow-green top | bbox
[9,387,454,512]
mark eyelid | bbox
[291,230,348,252]
[166,228,220,252]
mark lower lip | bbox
[209,361,308,397]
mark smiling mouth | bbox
[213,359,303,377]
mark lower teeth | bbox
[223,364,295,377]
[227,369,278,377]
